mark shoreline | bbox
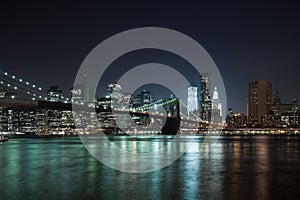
[4,132,300,139]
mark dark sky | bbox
[0,1,300,113]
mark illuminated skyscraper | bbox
[82,74,88,102]
[187,86,198,114]
[200,73,212,121]
[71,74,88,104]
[47,86,62,102]
[211,86,221,123]
[108,82,124,108]
[212,86,219,110]
[141,90,154,105]
[130,90,154,109]
[71,84,82,104]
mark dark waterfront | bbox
[1,135,300,200]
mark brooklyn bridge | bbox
[0,70,219,135]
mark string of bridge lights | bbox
[0,71,69,102]
[131,98,203,122]
[133,98,178,111]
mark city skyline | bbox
[1,2,300,114]
[1,68,299,119]
[2,2,300,199]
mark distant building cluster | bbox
[226,80,300,129]
[187,73,222,123]
[0,78,181,134]
[0,70,225,134]
[97,82,179,130]
[0,85,74,133]
[8,71,298,134]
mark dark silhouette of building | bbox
[271,91,299,127]
[247,80,272,126]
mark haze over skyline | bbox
[1,1,300,114]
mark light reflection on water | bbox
[0,136,300,199]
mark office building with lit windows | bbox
[200,74,212,121]
[247,80,272,126]
[47,86,63,102]
[187,86,198,114]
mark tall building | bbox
[131,94,142,108]
[247,80,272,125]
[130,90,154,109]
[108,82,122,95]
[187,86,198,114]
[82,74,88,102]
[271,91,299,127]
[141,90,154,105]
[211,87,221,123]
[71,84,82,104]
[200,74,212,121]
[107,82,124,109]
[71,74,90,104]
[47,86,62,102]
[212,87,219,110]
[272,91,299,115]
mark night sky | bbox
[0,1,300,113]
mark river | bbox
[0,135,299,199]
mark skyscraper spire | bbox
[212,87,219,110]
[273,90,281,105]
[213,86,218,100]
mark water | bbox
[0,135,300,200]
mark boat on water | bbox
[0,135,8,142]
